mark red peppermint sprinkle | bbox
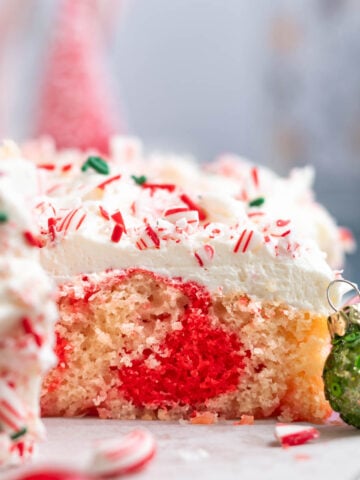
[75,213,87,231]
[58,208,86,234]
[111,211,127,233]
[99,206,110,220]
[194,252,204,267]
[271,229,291,238]
[251,166,259,188]
[61,163,73,172]
[276,219,290,227]
[145,225,160,248]
[242,230,254,252]
[23,231,43,248]
[234,229,254,253]
[194,244,215,267]
[142,183,176,192]
[164,207,190,217]
[111,224,123,243]
[97,174,122,190]
[180,194,207,221]
[37,163,55,171]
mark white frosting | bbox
[0,147,57,466]
[20,136,350,314]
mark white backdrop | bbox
[0,0,359,282]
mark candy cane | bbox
[89,429,156,478]
[163,207,199,225]
[0,382,26,434]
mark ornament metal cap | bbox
[326,279,360,338]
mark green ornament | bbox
[323,279,360,428]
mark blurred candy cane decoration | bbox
[36,0,124,154]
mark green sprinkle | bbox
[0,211,8,223]
[330,381,343,398]
[248,197,265,207]
[131,175,147,185]
[81,156,109,175]
[10,427,27,441]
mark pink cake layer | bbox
[41,268,331,423]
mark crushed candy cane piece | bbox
[194,244,215,267]
[275,423,320,448]
[88,428,156,478]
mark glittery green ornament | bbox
[323,280,360,428]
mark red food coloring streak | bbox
[23,231,43,248]
[97,174,122,190]
[111,224,123,243]
[111,211,127,233]
[233,229,247,253]
[75,213,87,230]
[22,317,43,347]
[180,194,207,221]
[116,270,247,408]
[53,332,71,370]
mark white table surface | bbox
[4,418,360,480]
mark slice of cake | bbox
[0,143,57,466]
[21,137,351,423]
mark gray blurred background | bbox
[0,0,359,283]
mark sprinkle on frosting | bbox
[248,197,265,207]
[23,231,43,248]
[180,194,207,221]
[81,156,109,175]
[131,174,147,185]
[97,174,121,190]
[111,224,124,243]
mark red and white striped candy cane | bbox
[0,382,26,435]
[88,428,156,478]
